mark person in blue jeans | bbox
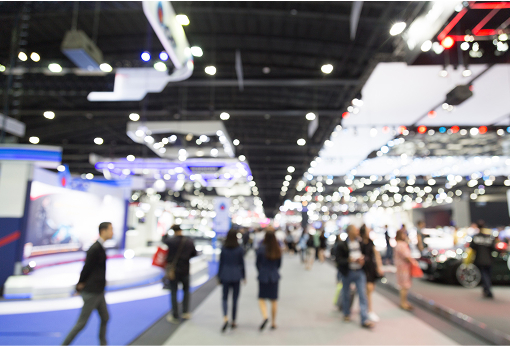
[334,224,373,328]
[217,229,246,331]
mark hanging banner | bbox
[213,197,231,237]
[142,1,191,69]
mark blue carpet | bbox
[0,261,219,345]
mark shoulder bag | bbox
[165,237,186,280]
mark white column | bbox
[0,162,33,217]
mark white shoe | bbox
[368,312,380,322]
[166,314,180,324]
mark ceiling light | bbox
[370,128,377,137]
[94,137,103,145]
[352,98,363,107]
[321,64,333,74]
[43,111,55,119]
[460,42,470,51]
[306,112,316,121]
[57,165,66,172]
[389,22,406,36]
[287,166,295,173]
[285,175,292,181]
[135,130,145,137]
[159,52,169,61]
[144,135,154,144]
[462,69,472,77]
[440,36,455,49]
[470,127,479,136]
[421,40,432,52]
[100,63,112,72]
[499,33,508,42]
[233,139,240,146]
[0,65,5,72]
[439,69,448,77]
[472,42,479,52]
[497,41,509,52]
[29,136,39,144]
[190,46,203,57]
[262,67,270,74]
[129,113,140,121]
[176,14,190,26]
[205,66,216,75]
[432,42,444,54]
[154,62,167,72]
[30,52,40,62]
[141,51,151,62]
[18,52,28,61]
[210,148,218,157]
[86,173,94,180]
[48,63,62,73]
[220,112,230,120]
[239,155,246,161]
[297,138,306,146]
[126,155,135,161]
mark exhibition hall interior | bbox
[1,1,510,345]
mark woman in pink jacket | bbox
[394,229,416,311]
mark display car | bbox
[418,241,510,287]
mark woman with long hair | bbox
[394,229,416,311]
[256,230,282,330]
[359,224,384,321]
[217,229,246,331]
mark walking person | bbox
[298,229,309,263]
[334,224,373,328]
[470,220,496,298]
[256,231,282,330]
[318,230,327,263]
[394,229,417,310]
[360,224,384,322]
[305,230,316,270]
[164,224,197,323]
[217,229,246,331]
[62,222,114,345]
[383,225,393,265]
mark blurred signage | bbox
[0,144,61,169]
[188,166,222,174]
[0,113,25,137]
[213,197,231,236]
[143,1,191,69]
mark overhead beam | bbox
[17,109,344,117]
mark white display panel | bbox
[24,181,125,257]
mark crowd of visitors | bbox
[62,219,500,344]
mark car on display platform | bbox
[418,241,510,287]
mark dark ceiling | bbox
[1,1,506,217]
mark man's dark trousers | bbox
[62,291,109,345]
[170,273,190,319]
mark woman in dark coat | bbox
[256,230,282,330]
[217,229,246,331]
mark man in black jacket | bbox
[62,222,113,345]
[164,224,197,323]
[334,225,373,328]
[470,220,496,298]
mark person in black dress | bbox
[217,229,246,331]
[256,231,282,330]
[360,224,384,322]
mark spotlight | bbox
[390,22,406,36]
[43,111,55,119]
[297,138,306,146]
[48,63,62,73]
[141,51,151,62]
[321,64,333,74]
[306,112,316,121]
[94,137,104,145]
[159,52,169,61]
[190,46,203,57]
[129,113,140,121]
[99,63,112,72]
[205,66,216,75]
[30,52,40,62]
[441,36,455,49]
[29,136,40,144]
[220,112,230,120]
[18,52,28,61]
